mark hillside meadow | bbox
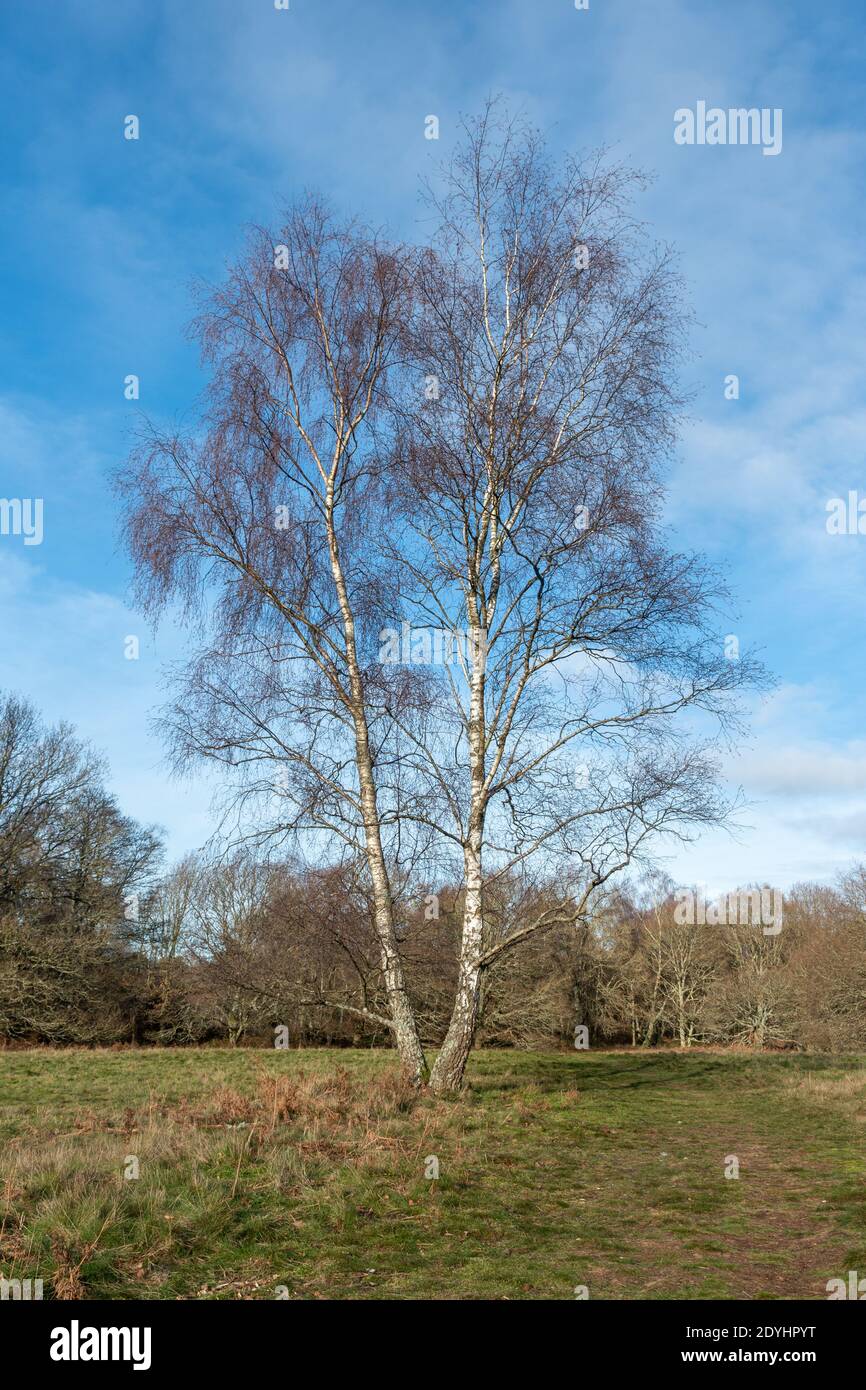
[1,1048,865,1300]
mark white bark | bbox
[326,482,428,1085]
[431,618,487,1093]
[430,837,484,1092]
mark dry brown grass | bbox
[156,1065,420,1135]
[783,1067,866,1119]
[0,1059,447,1299]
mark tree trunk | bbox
[430,838,484,1093]
[353,677,428,1085]
[326,481,428,1086]
[430,628,487,1094]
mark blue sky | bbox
[1,0,865,891]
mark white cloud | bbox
[0,547,216,862]
[737,744,866,797]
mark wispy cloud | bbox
[0,0,863,880]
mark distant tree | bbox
[0,692,162,1042]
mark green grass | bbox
[1,1047,865,1299]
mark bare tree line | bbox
[2,720,865,1060]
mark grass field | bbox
[1,1047,865,1300]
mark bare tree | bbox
[116,205,430,1081]
[115,108,764,1090]
[388,105,764,1091]
[0,692,162,1042]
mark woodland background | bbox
[2,692,863,1054]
